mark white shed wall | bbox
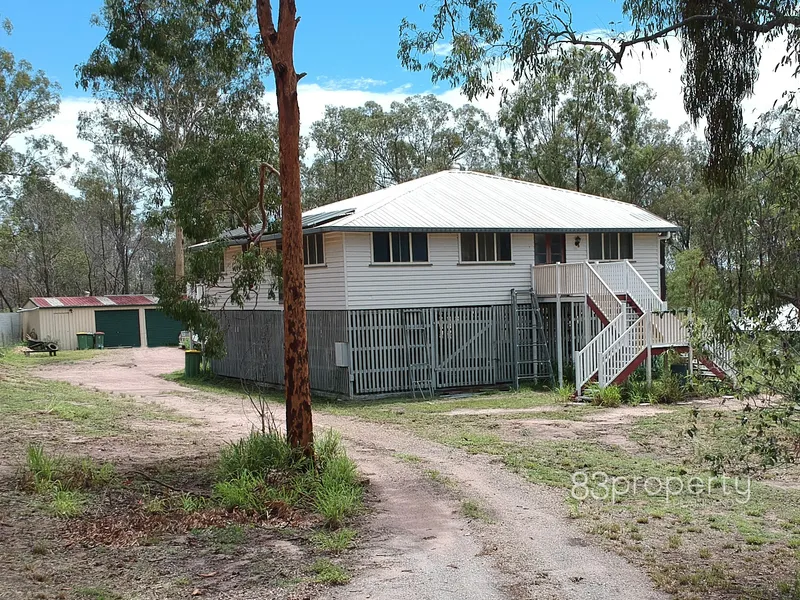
[343,232,535,309]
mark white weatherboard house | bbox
[204,169,721,397]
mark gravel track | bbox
[37,348,668,600]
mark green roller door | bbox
[145,310,184,347]
[95,310,141,348]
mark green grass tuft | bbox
[311,528,357,553]
[310,559,350,585]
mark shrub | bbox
[49,487,85,518]
[588,384,622,408]
[218,430,304,480]
[624,380,654,405]
[652,374,684,404]
[553,385,575,403]
[215,429,363,527]
[26,444,59,491]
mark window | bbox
[534,234,565,265]
[372,232,428,263]
[588,233,633,261]
[460,233,512,262]
[304,233,325,266]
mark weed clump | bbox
[587,383,622,408]
[214,429,363,528]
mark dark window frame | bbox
[534,233,566,265]
[372,232,429,264]
[303,232,325,266]
[460,232,512,263]
[588,233,634,261]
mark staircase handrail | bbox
[623,260,668,313]
[599,313,647,387]
[574,310,627,390]
[586,262,625,323]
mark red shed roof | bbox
[29,295,158,308]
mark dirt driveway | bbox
[37,348,666,600]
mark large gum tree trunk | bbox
[256,0,313,454]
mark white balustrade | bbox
[598,314,647,387]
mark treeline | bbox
[0,1,797,321]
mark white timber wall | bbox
[566,233,661,296]
[343,232,535,309]
[207,232,346,312]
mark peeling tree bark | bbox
[256,0,313,454]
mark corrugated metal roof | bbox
[29,295,158,309]
[302,170,679,233]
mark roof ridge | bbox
[457,170,640,209]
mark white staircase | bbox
[531,260,728,391]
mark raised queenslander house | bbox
[199,169,726,398]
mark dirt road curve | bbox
[37,348,667,600]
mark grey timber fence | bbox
[0,313,21,347]
[211,310,349,396]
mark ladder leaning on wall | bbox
[511,288,555,390]
[402,308,434,399]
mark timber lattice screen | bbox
[349,305,522,395]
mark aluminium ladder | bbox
[402,308,434,398]
[511,288,555,389]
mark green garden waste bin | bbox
[185,349,202,378]
[94,332,105,349]
[76,332,93,350]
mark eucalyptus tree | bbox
[0,37,65,198]
[399,0,800,188]
[77,0,265,277]
[74,111,147,295]
[305,95,496,206]
[256,0,313,454]
[304,105,376,207]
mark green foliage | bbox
[398,0,795,186]
[26,444,59,492]
[586,384,622,408]
[652,374,685,405]
[553,385,575,403]
[304,95,496,207]
[310,560,350,585]
[311,528,357,553]
[48,487,85,518]
[667,248,721,311]
[214,430,363,528]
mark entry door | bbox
[95,310,141,347]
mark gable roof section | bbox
[302,170,679,233]
[29,295,158,309]
[205,170,679,248]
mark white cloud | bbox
[20,35,800,189]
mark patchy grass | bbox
[313,387,800,598]
[0,347,104,367]
[461,499,492,523]
[310,559,350,585]
[312,528,357,553]
[0,368,184,437]
[214,429,364,529]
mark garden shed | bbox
[20,296,183,350]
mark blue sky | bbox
[3,1,789,167]
[3,0,627,97]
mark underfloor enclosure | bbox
[211,300,600,397]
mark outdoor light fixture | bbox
[574,236,581,247]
